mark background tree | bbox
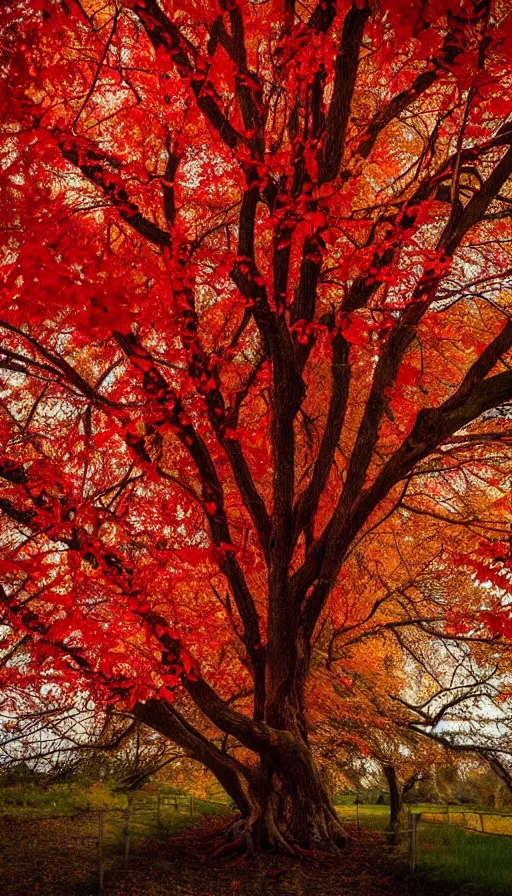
[1,0,512,852]
[307,528,512,818]
[0,689,183,789]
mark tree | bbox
[0,687,178,787]
[1,0,512,852]
[307,632,458,839]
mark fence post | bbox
[189,794,193,816]
[408,812,419,873]
[124,797,132,871]
[97,811,105,895]
[157,793,161,831]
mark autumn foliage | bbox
[1,0,512,850]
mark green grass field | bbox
[0,781,127,818]
[0,781,230,820]
[336,801,512,894]
[417,821,512,894]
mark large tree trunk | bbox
[219,745,345,854]
[136,610,345,853]
[135,696,344,853]
[265,624,311,740]
[251,627,344,850]
[256,738,344,851]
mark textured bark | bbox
[265,621,311,739]
[217,744,345,854]
[136,694,343,852]
[383,764,402,845]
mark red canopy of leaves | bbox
[0,0,511,728]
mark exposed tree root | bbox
[204,808,346,860]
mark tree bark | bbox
[258,732,345,850]
[383,764,403,846]
[265,622,311,739]
[135,696,344,852]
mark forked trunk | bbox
[239,628,345,851]
[136,696,344,853]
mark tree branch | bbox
[319,3,369,184]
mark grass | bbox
[0,782,232,861]
[337,802,390,831]
[0,781,231,820]
[0,781,126,818]
[335,796,512,816]
[336,801,512,895]
[417,821,512,894]
[125,791,231,843]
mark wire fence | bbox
[98,793,228,893]
[335,801,512,877]
[5,798,512,893]
[2,792,229,894]
[414,807,512,838]
[404,808,512,872]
